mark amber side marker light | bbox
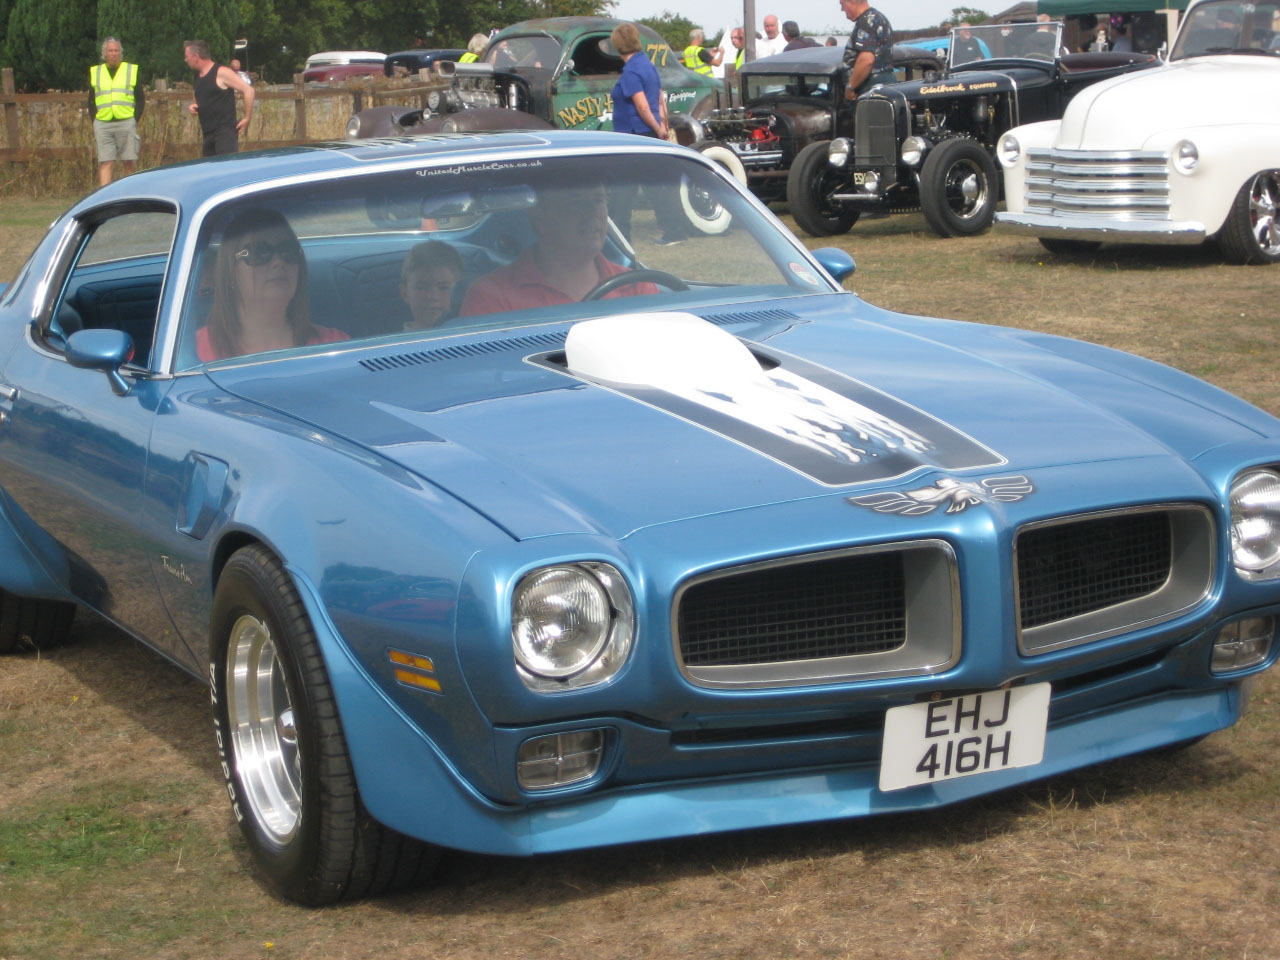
[388,649,442,692]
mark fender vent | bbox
[359,331,568,371]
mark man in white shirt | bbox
[758,14,788,56]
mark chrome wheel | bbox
[226,612,302,846]
[945,160,989,221]
[1248,171,1280,257]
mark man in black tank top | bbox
[184,39,255,156]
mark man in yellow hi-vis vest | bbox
[88,37,143,188]
[459,33,487,63]
[682,29,722,76]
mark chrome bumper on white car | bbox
[996,211,1207,244]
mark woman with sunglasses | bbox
[197,208,348,362]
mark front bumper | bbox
[996,211,1207,245]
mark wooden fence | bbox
[0,67,446,184]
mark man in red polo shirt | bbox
[461,180,658,317]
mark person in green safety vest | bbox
[459,34,487,63]
[88,37,143,188]
[728,27,746,73]
[682,29,722,76]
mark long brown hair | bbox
[205,208,311,360]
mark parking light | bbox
[1211,616,1275,673]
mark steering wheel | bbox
[583,269,689,301]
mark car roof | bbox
[68,131,677,214]
[739,44,940,77]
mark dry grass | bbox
[1,200,1279,960]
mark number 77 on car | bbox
[879,683,1052,792]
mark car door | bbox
[0,202,193,664]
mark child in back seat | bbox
[400,241,464,331]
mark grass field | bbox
[1,196,1278,960]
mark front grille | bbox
[1015,505,1214,656]
[1018,512,1171,628]
[674,541,960,688]
[854,98,896,167]
[679,552,907,666]
[1024,148,1170,220]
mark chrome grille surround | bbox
[673,540,960,689]
[1024,148,1171,221]
[1015,504,1215,656]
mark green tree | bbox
[939,7,991,29]
[3,0,96,91]
[98,0,238,86]
[636,10,698,52]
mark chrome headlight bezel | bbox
[827,137,851,168]
[901,136,928,168]
[996,133,1020,168]
[1172,139,1199,175]
[344,115,362,139]
[1230,467,1280,581]
[512,562,634,691]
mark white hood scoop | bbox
[562,313,999,485]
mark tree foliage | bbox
[2,0,96,91]
[938,7,991,29]
[636,10,699,52]
[0,0,618,89]
[97,0,238,86]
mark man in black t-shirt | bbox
[839,0,894,99]
[952,24,986,64]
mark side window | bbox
[49,209,175,370]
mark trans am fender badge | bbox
[847,475,1034,516]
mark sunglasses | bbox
[234,239,303,266]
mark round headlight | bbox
[513,566,614,678]
[427,90,441,110]
[901,136,928,168]
[345,115,361,139]
[1173,139,1199,175]
[828,137,851,168]
[1230,468,1280,578]
[441,117,458,133]
[997,133,1021,168]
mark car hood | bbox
[209,305,1270,541]
[1057,57,1280,147]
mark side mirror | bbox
[65,328,134,396]
[811,247,856,282]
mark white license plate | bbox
[879,683,1051,792]
[852,171,868,184]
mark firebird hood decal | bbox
[544,313,1004,487]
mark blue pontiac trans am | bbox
[1,132,1278,904]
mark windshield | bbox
[947,21,1062,68]
[486,36,561,71]
[744,73,834,100]
[177,151,834,369]
[1171,0,1280,58]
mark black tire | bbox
[1216,170,1280,265]
[0,588,75,653]
[210,545,438,904]
[786,141,858,237]
[920,138,999,238]
[1038,237,1103,255]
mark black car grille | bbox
[1017,511,1172,630]
[854,98,896,167]
[677,551,907,667]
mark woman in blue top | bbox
[608,22,690,245]
[610,22,667,139]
